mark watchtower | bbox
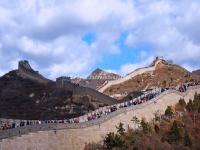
[56,76,71,88]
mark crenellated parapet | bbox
[55,76,117,105]
[56,76,71,88]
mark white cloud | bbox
[119,56,154,75]
[0,0,140,79]
[0,0,200,79]
[19,36,52,55]
[124,0,200,70]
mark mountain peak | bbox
[92,68,104,74]
[87,68,121,80]
[18,60,35,72]
[17,60,50,84]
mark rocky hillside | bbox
[87,68,121,80]
[0,71,110,120]
[192,69,200,76]
[103,60,200,100]
[72,68,121,89]
[0,61,116,120]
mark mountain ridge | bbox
[72,68,121,89]
[99,57,200,99]
[0,61,116,120]
[192,69,200,76]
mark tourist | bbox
[0,81,199,131]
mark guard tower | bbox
[150,56,166,66]
[56,76,71,88]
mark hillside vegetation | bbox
[104,63,200,100]
[0,71,107,120]
[84,93,200,150]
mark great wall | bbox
[56,77,116,105]
[0,85,200,150]
[17,61,117,105]
[98,57,167,93]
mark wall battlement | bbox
[55,76,117,105]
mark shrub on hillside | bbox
[84,93,200,150]
[165,106,173,117]
[103,132,124,149]
[184,130,193,147]
[179,98,186,108]
[131,116,140,129]
[154,124,160,134]
[193,92,200,111]
[186,99,194,112]
[116,122,125,136]
[167,120,183,144]
[84,142,103,150]
[140,118,151,134]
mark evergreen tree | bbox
[131,116,140,129]
[186,99,194,112]
[154,124,160,134]
[184,130,192,147]
[116,122,125,136]
[165,106,173,117]
[168,120,182,144]
[140,118,151,134]
[179,98,186,108]
[193,93,200,111]
[104,132,115,149]
[194,92,198,102]
[104,132,124,149]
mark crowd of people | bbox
[0,82,199,131]
[176,82,198,92]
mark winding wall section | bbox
[0,86,200,150]
[98,63,158,93]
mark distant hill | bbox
[87,68,121,80]
[192,69,200,76]
[0,61,116,120]
[72,68,121,89]
[100,57,200,100]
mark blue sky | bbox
[0,0,200,79]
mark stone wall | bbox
[0,86,200,150]
[98,58,167,93]
[62,82,117,105]
[98,65,156,93]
